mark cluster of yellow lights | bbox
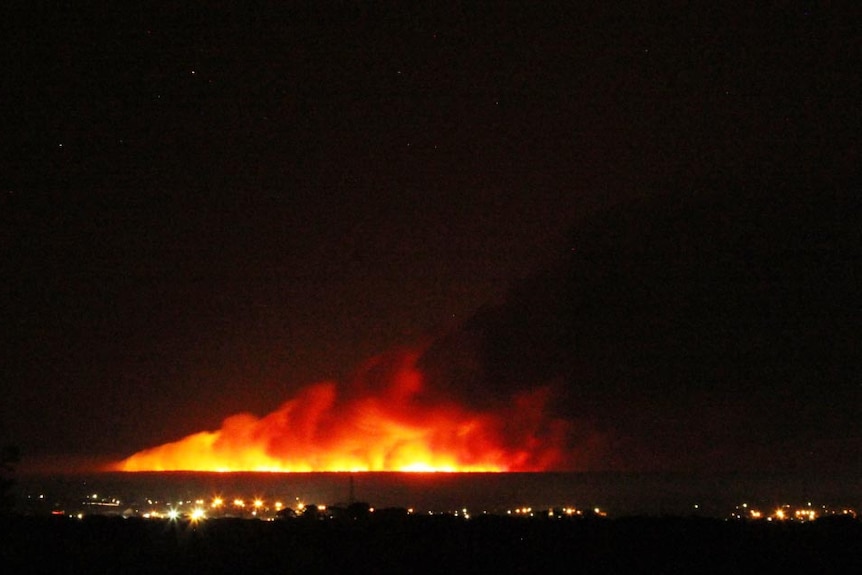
[767,505,817,522]
[509,506,594,518]
[733,502,857,522]
[137,495,295,521]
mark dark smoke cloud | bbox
[419,181,860,473]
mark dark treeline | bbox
[2,514,860,574]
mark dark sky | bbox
[2,3,858,472]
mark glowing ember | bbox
[113,349,570,472]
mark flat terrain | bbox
[2,514,860,574]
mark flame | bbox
[113,349,570,472]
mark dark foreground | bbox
[2,515,861,574]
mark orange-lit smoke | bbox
[113,349,570,472]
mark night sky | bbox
[3,3,858,473]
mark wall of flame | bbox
[113,348,571,472]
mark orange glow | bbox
[112,349,571,473]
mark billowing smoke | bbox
[115,185,859,474]
[114,347,574,472]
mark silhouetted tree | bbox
[346,501,371,520]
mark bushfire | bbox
[113,349,570,472]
